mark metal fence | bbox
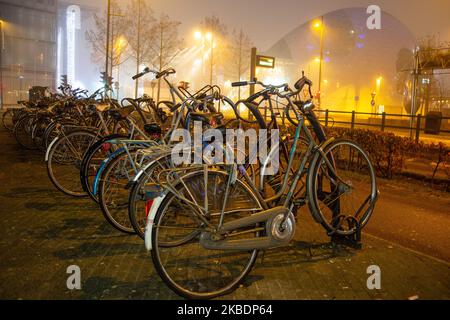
[316,109,450,143]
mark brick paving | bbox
[0,127,449,300]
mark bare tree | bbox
[85,0,129,79]
[200,15,229,85]
[148,14,182,102]
[124,0,156,97]
[228,28,253,100]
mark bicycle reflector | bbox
[145,199,154,219]
[101,143,111,152]
[144,123,162,140]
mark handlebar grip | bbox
[132,72,144,80]
[231,81,248,87]
[132,67,150,80]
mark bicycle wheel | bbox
[97,147,147,233]
[32,117,52,151]
[13,115,37,150]
[151,169,263,299]
[80,133,127,202]
[128,154,174,239]
[47,130,98,197]
[307,139,378,235]
[2,109,15,131]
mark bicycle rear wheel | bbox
[128,154,174,239]
[97,147,147,233]
[14,115,37,150]
[80,134,127,202]
[307,139,378,235]
[151,169,263,299]
[2,109,15,131]
[32,117,52,151]
[47,130,98,197]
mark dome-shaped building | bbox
[262,7,417,114]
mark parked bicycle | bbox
[143,74,378,299]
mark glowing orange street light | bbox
[194,30,202,40]
[376,76,382,90]
[312,17,324,108]
[194,29,214,85]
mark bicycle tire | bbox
[47,130,98,197]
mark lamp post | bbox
[0,19,4,110]
[313,17,324,108]
[134,0,141,98]
[105,0,111,90]
[207,32,213,86]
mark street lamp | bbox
[376,76,382,91]
[312,17,324,108]
[194,31,202,40]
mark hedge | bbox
[324,127,449,182]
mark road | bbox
[365,177,450,262]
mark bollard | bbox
[351,111,355,129]
[415,114,422,143]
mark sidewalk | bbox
[0,128,448,300]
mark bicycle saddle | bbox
[144,123,162,136]
[108,105,135,121]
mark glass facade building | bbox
[0,0,57,108]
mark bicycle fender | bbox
[92,147,126,195]
[144,193,167,251]
[45,136,60,161]
[132,153,172,183]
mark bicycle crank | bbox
[199,207,296,251]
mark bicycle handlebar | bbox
[231,81,249,87]
[132,67,176,80]
[231,80,288,90]
[132,67,152,80]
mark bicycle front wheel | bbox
[151,169,263,299]
[307,139,378,235]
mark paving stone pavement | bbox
[0,128,449,300]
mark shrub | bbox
[324,127,449,181]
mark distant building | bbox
[0,0,102,108]
[264,7,417,115]
[0,0,58,108]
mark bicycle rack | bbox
[327,215,362,250]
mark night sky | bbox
[66,0,450,50]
